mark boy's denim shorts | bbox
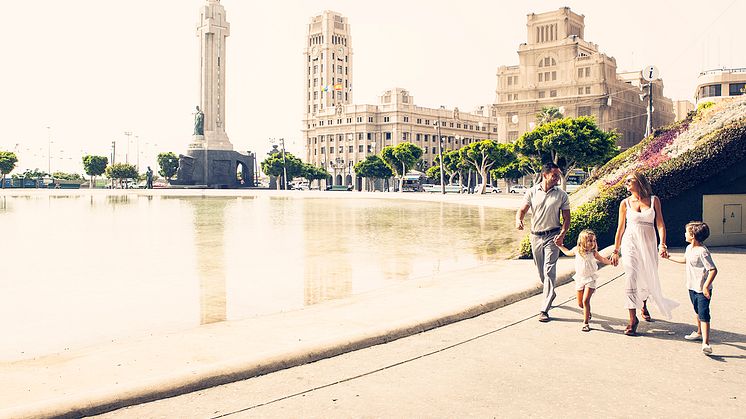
[689,289,712,322]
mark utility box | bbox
[703,195,746,246]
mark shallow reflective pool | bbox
[0,194,523,360]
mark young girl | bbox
[558,230,614,332]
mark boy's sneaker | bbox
[684,332,702,341]
[702,344,713,355]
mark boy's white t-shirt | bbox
[685,244,716,293]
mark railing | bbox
[699,68,746,76]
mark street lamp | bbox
[270,138,288,189]
[434,119,445,194]
[46,126,51,175]
[124,131,132,164]
[135,135,140,172]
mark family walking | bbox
[516,164,719,355]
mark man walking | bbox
[515,162,571,322]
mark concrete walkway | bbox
[1,252,571,418]
[92,247,746,418]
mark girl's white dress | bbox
[573,250,598,291]
[620,196,679,319]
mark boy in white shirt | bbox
[664,221,718,355]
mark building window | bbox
[385,132,392,140]
[417,118,422,124]
[357,117,362,123]
[729,83,745,96]
[699,84,721,98]
[416,133,421,141]
[321,147,325,154]
[368,117,374,123]
[424,147,428,154]
[578,106,592,116]
[550,90,557,98]
[404,116,409,122]
[508,131,519,141]
[538,73,543,82]
[585,86,591,94]
[383,116,390,122]
[349,146,353,153]
[432,147,436,154]
[457,123,461,128]
[367,133,372,140]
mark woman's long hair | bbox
[630,171,653,199]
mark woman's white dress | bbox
[621,196,678,319]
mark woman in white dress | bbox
[609,172,678,336]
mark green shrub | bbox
[517,101,746,258]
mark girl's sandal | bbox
[582,324,590,332]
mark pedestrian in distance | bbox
[609,171,678,336]
[145,166,154,189]
[557,229,614,332]
[663,221,718,355]
[516,162,571,323]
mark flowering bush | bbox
[519,96,746,258]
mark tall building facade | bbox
[303,11,353,120]
[492,7,674,148]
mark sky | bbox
[2,0,744,175]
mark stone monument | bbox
[172,0,255,188]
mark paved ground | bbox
[91,246,746,418]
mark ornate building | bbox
[301,12,495,189]
[492,7,674,148]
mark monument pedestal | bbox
[172,146,255,188]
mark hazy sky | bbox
[2,0,743,174]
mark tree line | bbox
[258,108,619,193]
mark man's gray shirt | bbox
[523,183,570,233]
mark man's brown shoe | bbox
[538,312,550,322]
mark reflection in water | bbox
[189,198,229,324]
[0,194,523,361]
[303,199,353,305]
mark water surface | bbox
[0,194,523,360]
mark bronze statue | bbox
[194,106,205,136]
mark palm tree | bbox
[535,106,564,126]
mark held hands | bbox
[609,250,620,266]
[552,233,565,247]
[658,244,668,258]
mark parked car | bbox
[472,184,501,193]
[509,184,528,194]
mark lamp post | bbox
[135,135,140,172]
[124,131,132,164]
[46,126,51,175]
[270,138,288,189]
[434,119,445,194]
[279,138,288,190]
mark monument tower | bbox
[192,0,233,151]
[174,0,255,188]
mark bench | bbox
[326,185,352,191]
